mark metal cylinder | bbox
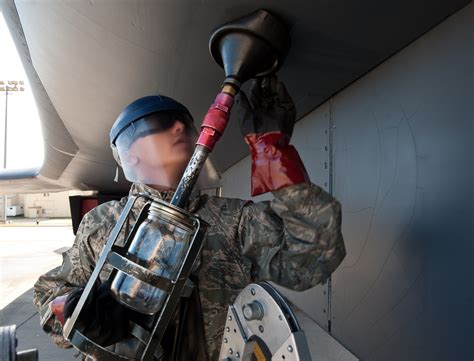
[171,145,209,208]
[242,301,264,321]
[0,325,38,361]
[0,325,16,361]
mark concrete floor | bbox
[0,220,78,360]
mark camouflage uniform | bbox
[33,181,345,360]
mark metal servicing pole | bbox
[0,80,25,223]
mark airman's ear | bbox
[122,150,139,166]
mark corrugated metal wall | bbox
[220,4,473,360]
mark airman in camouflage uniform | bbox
[33,79,346,360]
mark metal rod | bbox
[1,82,25,223]
[2,89,8,223]
[170,145,209,208]
[63,195,140,340]
[4,88,8,169]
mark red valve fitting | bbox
[196,92,235,151]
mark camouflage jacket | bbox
[33,182,346,360]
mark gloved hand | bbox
[235,76,309,196]
[61,281,130,346]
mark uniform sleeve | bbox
[238,182,346,291]
[32,202,119,348]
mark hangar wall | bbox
[220,4,473,360]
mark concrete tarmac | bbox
[0,218,78,360]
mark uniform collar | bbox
[129,183,175,203]
[129,183,202,211]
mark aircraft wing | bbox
[0,0,469,195]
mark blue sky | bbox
[0,12,43,170]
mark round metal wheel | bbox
[219,282,311,361]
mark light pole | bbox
[0,80,25,223]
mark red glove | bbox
[51,294,69,326]
[235,77,309,196]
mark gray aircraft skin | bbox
[1,1,473,360]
